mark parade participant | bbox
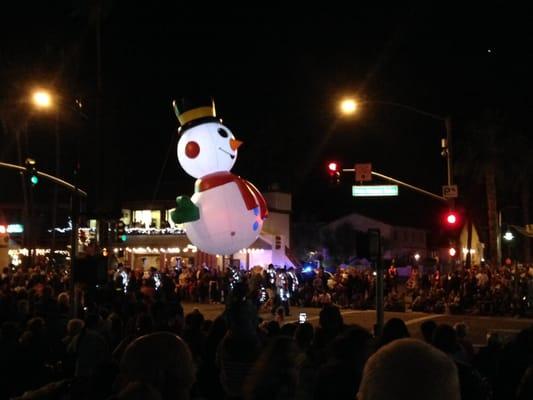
[271,267,290,316]
[387,262,398,294]
[287,266,300,306]
[265,264,276,289]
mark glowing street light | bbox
[339,98,358,115]
[503,231,514,241]
[32,90,53,109]
[414,253,420,262]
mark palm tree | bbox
[503,126,533,262]
[456,109,507,267]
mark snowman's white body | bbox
[185,180,263,255]
[176,120,266,256]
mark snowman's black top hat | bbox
[172,96,219,131]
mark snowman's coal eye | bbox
[185,141,200,158]
[217,128,229,138]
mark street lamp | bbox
[32,89,53,109]
[337,97,453,187]
[30,88,86,316]
[340,98,358,115]
[503,231,514,241]
[31,88,62,254]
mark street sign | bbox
[442,185,458,198]
[6,224,23,233]
[355,163,372,182]
[352,185,398,197]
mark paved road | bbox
[183,303,533,346]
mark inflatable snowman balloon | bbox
[170,97,268,255]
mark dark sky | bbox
[1,3,532,229]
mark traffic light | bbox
[25,158,38,186]
[116,221,126,242]
[443,210,459,227]
[327,161,341,185]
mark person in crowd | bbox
[493,326,533,400]
[217,293,261,398]
[314,304,344,351]
[243,336,299,400]
[517,365,533,400]
[113,312,154,361]
[454,322,475,363]
[433,324,490,400]
[315,325,373,400]
[73,312,111,378]
[420,319,437,343]
[294,322,314,353]
[119,332,195,400]
[182,308,207,366]
[115,381,163,400]
[377,318,409,348]
[358,338,460,400]
[474,331,502,388]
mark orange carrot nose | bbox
[230,139,243,151]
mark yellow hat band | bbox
[178,106,215,126]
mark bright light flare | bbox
[446,213,457,224]
[32,90,53,109]
[340,98,358,115]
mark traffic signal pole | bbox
[444,117,453,187]
[0,161,87,197]
[368,228,384,336]
[336,166,450,336]
[0,161,87,314]
[342,168,449,203]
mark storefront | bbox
[113,233,220,271]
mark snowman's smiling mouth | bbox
[218,147,235,160]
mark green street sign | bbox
[352,185,398,197]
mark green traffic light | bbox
[30,175,39,185]
[120,234,127,242]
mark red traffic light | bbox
[328,162,338,173]
[444,211,459,226]
[447,213,457,224]
[327,162,341,185]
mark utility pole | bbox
[369,228,384,336]
[51,111,60,254]
[444,116,453,187]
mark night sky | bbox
[1,3,532,230]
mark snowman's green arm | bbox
[170,195,200,224]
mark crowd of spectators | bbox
[406,264,533,316]
[1,261,533,399]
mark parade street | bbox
[183,302,533,346]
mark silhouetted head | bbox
[420,320,437,343]
[379,318,409,347]
[359,339,460,400]
[433,324,459,354]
